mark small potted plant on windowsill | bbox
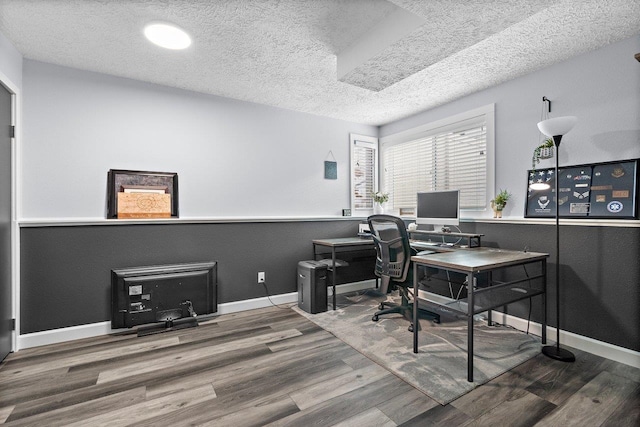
[371,191,389,214]
[532,138,554,170]
[490,189,511,218]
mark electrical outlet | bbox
[257,271,265,284]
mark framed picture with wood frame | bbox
[107,169,179,219]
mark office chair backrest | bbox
[367,215,412,290]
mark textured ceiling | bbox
[0,0,639,126]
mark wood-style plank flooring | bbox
[1,305,638,426]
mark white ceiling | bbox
[1,0,639,126]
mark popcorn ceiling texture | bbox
[1,0,638,125]
[339,0,557,91]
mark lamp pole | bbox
[541,135,575,362]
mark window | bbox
[350,134,378,214]
[380,105,494,216]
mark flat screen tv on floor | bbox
[111,261,217,329]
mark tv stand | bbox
[136,300,199,336]
[409,229,483,248]
[136,316,198,337]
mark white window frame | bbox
[350,133,379,216]
[379,104,495,218]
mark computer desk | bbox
[312,237,376,310]
[312,235,477,310]
[411,247,549,382]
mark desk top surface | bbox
[312,236,374,247]
[412,247,548,272]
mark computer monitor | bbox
[416,190,460,229]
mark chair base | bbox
[372,298,440,331]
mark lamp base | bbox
[542,345,576,362]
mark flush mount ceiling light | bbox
[144,22,191,50]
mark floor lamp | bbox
[537,116,577,362]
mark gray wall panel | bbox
[21,220,639,353]
[20,220,360,334]
[468,222,639,352]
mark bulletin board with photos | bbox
[525,159,638,219]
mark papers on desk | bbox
[417,250,435,255]
[411,240,457,250]
[410,240,437,249]
[358,223,370,234]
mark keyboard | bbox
[410,240,438,249]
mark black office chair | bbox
[367,214,440,330]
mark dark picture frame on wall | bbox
[525,159,639,219]
[107,169,179,219]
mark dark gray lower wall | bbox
[20,219,361,334]
[20,220,639,352]
[465,222,639,352]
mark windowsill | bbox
[17,216,363,227]
[469,217,640,227]
[17,215,640,228]
[398,215,640,228]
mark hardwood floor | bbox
[1,306,638,426]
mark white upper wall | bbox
[0,30,22,89]
[380,35,640,218]
[20,61,377,219]
[13,33,640,220]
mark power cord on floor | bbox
[523,264,533,335]
[446,270,465,300]
[262,281,293,310]
[488,265,534,337]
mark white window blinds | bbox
[350,135,378,212]
[383,118,487,212]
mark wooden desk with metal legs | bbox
[412,247,548,382]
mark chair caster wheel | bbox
[378,303,385,310]
[408,324,414,332]
[372,315,379,322]
[433,318,441,324]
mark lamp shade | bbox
[537,116,577,137]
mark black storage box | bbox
[297,260,328,314]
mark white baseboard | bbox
[17,293,295,350]
[19,282,637,370]
[214,292,298,315]
[17,280,377,350]
[484,311,640,369]
[18,322,116,350]
[418,289,640,369]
